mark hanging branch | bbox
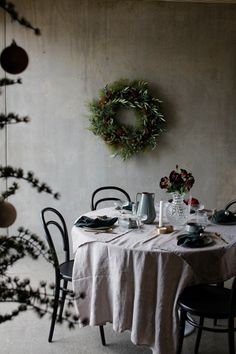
[0,0,41,35]
[1,181,18,199]
[0,227,51,274]
[0,78,22,95]
[0,78,22,87]
[0,113,30,129]
[0,280,80,328]
[0,228,84,327]
[0,166,60,200]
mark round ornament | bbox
[0,40,29,74]
[0,200,17,227]
[88,79,166,160]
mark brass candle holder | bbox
[156,225,174,235]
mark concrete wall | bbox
[0,0,236,236]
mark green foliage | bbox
[0,77,22,88]
[0,112,29,129]
[0,228,80,326]
[88,79,166,160]
[0,166,60,200]
[0,2,80,331]
[0,0,41,35]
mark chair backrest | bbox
[91,186,131,210]
[225,199,236,215]
[41,207,70,269]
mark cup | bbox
[185,222,203,233]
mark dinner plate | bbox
[178,235,214,248]
[209,216,236,225]
[83,226,113,231]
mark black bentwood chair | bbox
[41,207,106,345]
[176,278,236,354]
[225,199,236,215]
[91,186,131,210]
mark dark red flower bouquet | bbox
[159,165,195,195]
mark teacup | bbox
[185,222,204,234]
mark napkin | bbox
[177,233,207,248]
[212,209,236,224]
[75,215,118,228]
[122,202,133,211]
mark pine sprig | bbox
[0,279,81,327]
[0,113,30,129]
[1,181,18,199]
[0,227,51,274]
[0,229,85,327]
[0,166,60,200]
[0,77,22,87]
[0,0,41,35]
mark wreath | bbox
[88,79,166,160]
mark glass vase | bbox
[166,192,188,226]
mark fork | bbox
[214,233,229,244]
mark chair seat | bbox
[178,284,235,319]
[60,260,74,281]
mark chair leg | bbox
[214,282,224,326]
[194,316,204,354]
[228,317,235,354]
[99,325,106,346]
[48,279,60,342]
[176,309,186,354]
[58,280,68,321]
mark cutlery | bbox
[105,229,134,242]
[214,232,229,244]
[84,228,117,235]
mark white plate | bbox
[83,226,113,231]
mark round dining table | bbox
[71,207,236,354]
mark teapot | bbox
[136,192,156,224]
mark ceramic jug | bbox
[136,192,156,224]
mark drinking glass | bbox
[114,200,130,210]
[132,203,147,228]
[196,210,208,229]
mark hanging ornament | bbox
[0,198,17,227]
[0,40,29,74]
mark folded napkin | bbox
[75,215,118,228]
[177,233,208,248]
[212,209,236,224]
[122,202,133,211]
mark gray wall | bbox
[0,0,236,235]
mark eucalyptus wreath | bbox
[88,79,166,160]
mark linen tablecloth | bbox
[72,208,236,354]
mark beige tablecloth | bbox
[72,208,236,354]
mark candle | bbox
[159,200,163,227]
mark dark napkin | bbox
[75,215,118,228]
[122,202,133,211]
[177,233,208,248]
[211,209,236,224]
